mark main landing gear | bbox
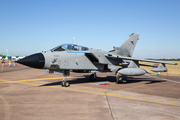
[116,73,127,84]
[89,73,97,82]
[61,70,70,87]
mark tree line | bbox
[146,58,180,61]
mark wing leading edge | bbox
[104,54,178,65]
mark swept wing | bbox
[105,54,177,65]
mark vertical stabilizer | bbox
[112,33,139,57]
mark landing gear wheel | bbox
[61,81,70,87]
[61,70,70,87]
[61,81,65,87]
[116,73,123,84]
[64,82,70,87]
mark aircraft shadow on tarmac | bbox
[40,75,166,87]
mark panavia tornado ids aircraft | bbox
[17,33,177,87]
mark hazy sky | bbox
[0,0,180,58]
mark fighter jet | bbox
[17,33,177,87]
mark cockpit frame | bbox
[50,44,91,53]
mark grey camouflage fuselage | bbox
[17,33,177,87]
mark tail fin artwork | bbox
[111,33,139,57]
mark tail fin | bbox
[111,33,139,57]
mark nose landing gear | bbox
[61,70,70,87]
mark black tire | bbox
[116,75,119,84]
[61,81,64,87]
[116,73,122,84]
[64,82,70,87]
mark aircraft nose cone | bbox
[17,53,45,69]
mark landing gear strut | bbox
[89,73,97,82]
[61,70,70,87]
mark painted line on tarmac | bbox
[21,82,180,107]
[19,77,76,82]
[0,79,19,83]
[0,77,76,83]
[145,74,180,84]
[1,79,180,107]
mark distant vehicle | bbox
[17,33,177,87]
[12,56,16,59]
[11,56,25,60]
[18,56,25,60]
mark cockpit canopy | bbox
[50,44,90,53]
